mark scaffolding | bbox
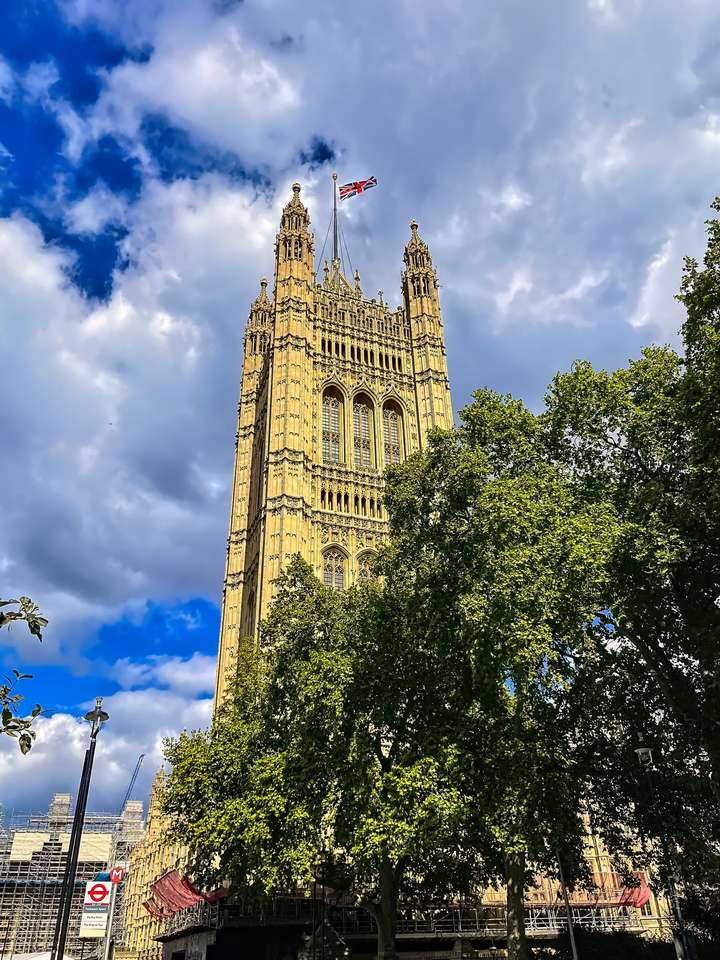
[0,794,145,960]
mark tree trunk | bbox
[505,849,528,960]
[371,860,399,960]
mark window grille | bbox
[383,407,402,465]
[322,393,342,463]
[353,401,372,467]
[323,549,345,591]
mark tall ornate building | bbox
[120,183,670,960]
[215,182,453,699]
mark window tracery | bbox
[353,398,374,468]
[357,553,376,582]
[383,405,403,465]
[322,389,343,464]
[323,549,345,591]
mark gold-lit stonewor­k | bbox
[215,182,453,702]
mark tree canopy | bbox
[165,560,480,960]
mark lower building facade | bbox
[0,793,144,959]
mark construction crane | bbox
[120,754,145,811]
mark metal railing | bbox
[159,896,670,941]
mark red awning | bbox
[149,870,229,915]
[618,874,652,909]
[152,870,205,912]
[143,897,173,919]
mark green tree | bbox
[382,391,618,960]
[164,560,480,960]
[541,202,720,922]
[543,204,720,790]
[1,596,46,753]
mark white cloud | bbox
[113,652,217,697]
[588,0,618,21]
[495,268,533,313]
[580,118,643,186]
[65,183,129,234]
[0,688,213,813]
[0,176,278,666]
[543,270,608,309]
[630,224,703,335]
[22,61,60,100]
[492,266,607,325]
[493,184,534,220]
[78,12,299,166]
[54,99,92,162]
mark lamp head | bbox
[84,696,109,729]
[635,746,654,769]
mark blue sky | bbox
[0,0,717,813]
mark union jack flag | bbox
[339,176,378,200]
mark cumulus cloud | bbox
[113,652,216,697]
[2,0,719,813]
[0,688,213,813]
[0,176,279,666]
[51,0,713,372]
[5,0,714,657]
[64,182,129,234]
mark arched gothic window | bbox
[294,238,303,258]
[245,588,256,634]
[322,388,344,464]
[323,549,345,591]
[383,404,403,466]
[353,396,374,468]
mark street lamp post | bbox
[634,746,695,960]
[50,697,109,960]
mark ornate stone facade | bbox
[122,771,187,960]
[215,183,453,700]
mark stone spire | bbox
[245,277,272,357]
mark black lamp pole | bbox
[634,747,694,960]
[50,697,109,960]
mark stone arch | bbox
[357,550,377,582]
[351,390,377,469]
[322,545,348,591]
[382,397,405,467]
[320,383,347,464]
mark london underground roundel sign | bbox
[86,882,111,904]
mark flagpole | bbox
[332,172,338,263]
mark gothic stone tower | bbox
[215,182,453,700]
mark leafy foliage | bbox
[382,391,619,960]
[165,560,480,959]
[1,596,46,753]
[542,203,720,899]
